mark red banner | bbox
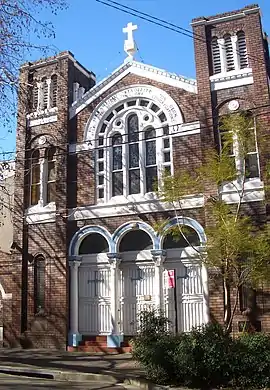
[167,270,175,288]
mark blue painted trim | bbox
[159,217,206,249]
[68,332,82,347]
[112,221,160,252]
[69,225,113,256]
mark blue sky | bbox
[2,0,270,154]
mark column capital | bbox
[107,253,121,268]
[217,38,225,44]
[151,249,166,266]
[69,256,82,268]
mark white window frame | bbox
[219,116,260,184]
[30,148,56,208]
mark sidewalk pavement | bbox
[0,349,152,388]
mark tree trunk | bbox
[223,277,231,332]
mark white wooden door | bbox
[120,263,155,335]
[164,261,204,332]
[78,266,111,334]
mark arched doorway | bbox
[118,228,155,335]
[162,224,205,332]
[78,232,111,335]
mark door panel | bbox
[78,266,111,334]
[164,262,204,332]
[121,264,155,335]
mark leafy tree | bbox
[0,0,67,129]
[158,112,270,332]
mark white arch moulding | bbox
[111,220,160,253]
[84,84,184,145]
[68,225,114,257]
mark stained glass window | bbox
[112,133,123,196]
[98,100,173,199]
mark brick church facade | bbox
[0,4,269,349]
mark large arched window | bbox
[96,99,172,202]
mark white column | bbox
[231,35,240,71]
[218,38,227,73]
[107,253,121,334]
[68,257,82,346]
[151,250,166,310]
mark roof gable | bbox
[69,60,197,119]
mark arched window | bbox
[212,37,221,74]
[79,233,109,254]
[96,100,172,202]
[163,226,200,249]
[51,75,57,107]
[112,133,123,196]
[32,83,39,111]
[237,31,248,69]
[224,34,235,71]
[119,230,153,252]
[40,77,48,110]
[34,255,45,314]
[30,150,40,206]
[46,147,56,203]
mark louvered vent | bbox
[32,84,38,110]
[212,37,221,74]
[237,31,248,69]
[51,75,57,107]
[224,34,235,71]
[41,78,48,110]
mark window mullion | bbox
[123,134,128,197]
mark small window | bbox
[30,150,40,206]
[112,133,123,196]
[34,255,45,314]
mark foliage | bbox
[157,112,270,330]
[0,0,67,129]
[132,311,270,389]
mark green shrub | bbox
[232,333,270,389]
[132,310,270,389]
